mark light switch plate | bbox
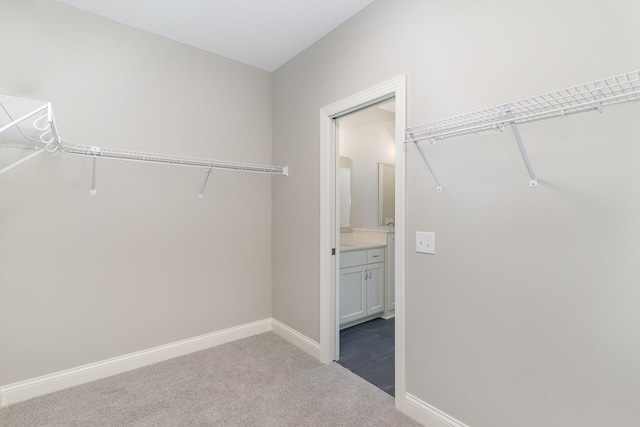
[416,231,435,254]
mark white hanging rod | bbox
[406,69,640,143]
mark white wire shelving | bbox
[0,94,288,197]
[0,94,61,174]
[405,69,640,191]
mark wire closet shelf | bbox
[406,70,640,143]
[404,69,640,191]
[61,142,287,176]
[0,93,288,193]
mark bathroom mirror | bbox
[378,162,395,226]
[340,157,352,228]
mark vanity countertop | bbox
[351,226,395,233]
[340,233,386,252]
[340,241,386,252]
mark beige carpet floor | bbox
[0,332,422,426]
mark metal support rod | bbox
[505,110,538,187]
[198,167,212,199]
[0,104,48,134]
[409,132,443,192]
[0,149,45,175]
[90,157,97,195]
[0,104,30,142]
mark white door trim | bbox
[319,75,407,408]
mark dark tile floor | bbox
[337,317,395,396]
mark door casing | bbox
[319,75,407,408]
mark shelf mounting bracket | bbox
[505,108,538,187]
[0,148,45,175]
[198,167,212,199]
[409,132,443,192]
[90,157,97,195]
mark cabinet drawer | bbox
[367,248,385,263]
[341,250,367,268]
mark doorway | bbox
[319,76,407,405]
[335,101,396,394]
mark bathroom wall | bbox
[338,106,395,227]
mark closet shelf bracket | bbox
[409,132,443,192]
[199,167,212,199]
[0,148,45,175]
[505,109,537,187]
[90,156,97,195]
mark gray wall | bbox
[0,0,273,386]
[272,0,640,426]
[3,1,640,425]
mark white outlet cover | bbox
[416,231,435,254]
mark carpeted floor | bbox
[0,332,421,426]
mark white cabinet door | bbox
[366,262,385,316]
[387,233,395,311]
[339,265,366,324]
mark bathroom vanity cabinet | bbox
[339,247,385,327]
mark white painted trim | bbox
[0,319,271,407]
[319,75,407,408]
[271,318,321,359]
[393,76,408,410]
[319,101,338,364]
[405,393,471,427]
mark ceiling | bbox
[54,0,376,72]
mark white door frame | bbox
[319,75,407,407]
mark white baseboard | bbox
[271,318,320,360]
[0,318,272,407]
[404,392,471,427]
[1,318,460,426]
